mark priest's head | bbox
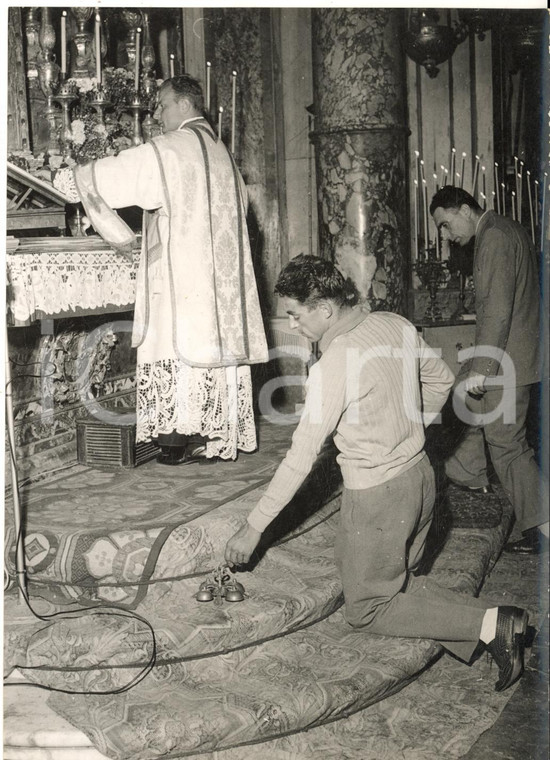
[430,186,483,248]
[154,74,205,132]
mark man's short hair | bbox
[429,185,482,216]
[161,74,205,114]
[275,254,360,308]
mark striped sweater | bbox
[247,308,455,533]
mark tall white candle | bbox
[435,220,440,259]
[206,61,211,113]
[518,162,524,222]
[511,191,516,221]
[526,171,535,243]
[413,179,419,261]
[135,27,141,91]
[481,166,486,204]
[414,150,420,188]
[450,148,456,185]
[439,165,446,188]
[433,172,439,195]
[480,192,486,212]
[460,152,466,188]
[218,106,223,137]
[231,70,237,154]
[534,180,539,227]
[95,13,101,86]
[472,155,480,196]
[170,54,175,79]
[516,173,522,223]
[422,179,429,254]
[494,163,501,214]
[420,159,426,184]
[541,175,548,242]
[501,183,506,217]
[491,191,496,210]
[61,11,67,77]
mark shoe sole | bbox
[495,610,528,692]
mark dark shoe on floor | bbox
[449,482,494,495]
[503,527,548,555]
[486,606,528,692]
[156,446,188,465]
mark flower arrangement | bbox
[66,67,146,164]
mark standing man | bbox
[225,255,530,693]
[74,75,268,464]
[430,186,548,554]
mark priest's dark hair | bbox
[429,185,482,216]
[275,254,360,309]
[162,74,205,114]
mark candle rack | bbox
[414,253,448,322]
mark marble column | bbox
[311,9,409,312]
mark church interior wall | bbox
[5,8,547,482]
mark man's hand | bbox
[464,372,487,398]
[224,522,262,567]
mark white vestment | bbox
[74,118,268,458]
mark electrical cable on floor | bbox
[3,369,158,696]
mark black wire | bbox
[4,377,158,696]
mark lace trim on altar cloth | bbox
[6,249,139,322]
[136,360,257,460]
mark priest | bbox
[74,74,268,463]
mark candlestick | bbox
[501,183,506,217]
[135,27,141,91]
[526,171,535,243]
[413,179,419,261]
[511,191,516,221]
[169,53,175,79]
[471,155,480,196]
[60,11,67,77]
[450,148,456,186]
[95,13,101,86]
[206,61,211,113]
[231,70,237,154]
[460,152,466,188]
[422,179,429,254]
[494,163,501,214]
[218,105,223,137]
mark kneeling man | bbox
[225,254,528,692]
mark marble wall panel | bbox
[311,9,409,313]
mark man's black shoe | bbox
[503,527,547,555]
[449,482,494,495]
[486,606,528,692]
[156,446,188,465]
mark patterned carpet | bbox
[4,418,528,760]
